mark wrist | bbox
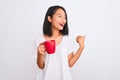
[79,46,84,49]
[38,52,44,56]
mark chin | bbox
[60,26,64,30]
[57,26,64,30]
[59,28,64,30]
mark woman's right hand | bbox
[37,42,46,55]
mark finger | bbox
[42,47,46,51]
[39,42,45,46]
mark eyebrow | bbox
[56,13,62,15]
[56,13,66,17]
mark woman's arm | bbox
[68,47,84,67]
[68,35,85,67]
[37,52,45,69]
[37,42,46,69]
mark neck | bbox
[51,28,62,38]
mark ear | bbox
[48,16,52,22]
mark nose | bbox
[62,18,66,24]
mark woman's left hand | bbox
[76,35,86,48]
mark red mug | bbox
[44,40,56,54]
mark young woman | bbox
[34,5,85,80]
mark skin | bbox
[37,8,85,69]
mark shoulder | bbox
[34,34,44,47]
[63,35,76,54]
[63,35,75,43]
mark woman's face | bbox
[48,8,66,30]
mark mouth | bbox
[59,23,65,27]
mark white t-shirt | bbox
[33,35,75,80]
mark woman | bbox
[34,5,85,80]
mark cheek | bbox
[54,17,60,22]
[52,18,59,24]
[51,20,58,26]
[64,20,66,24]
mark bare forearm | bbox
[69,47,84,67]
[37,53,45,69]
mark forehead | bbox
[54,8,66,15]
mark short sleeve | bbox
[64,36,76,55]
[68,37,76,54]
[33,38,42,59]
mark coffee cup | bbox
[44,40,56,54]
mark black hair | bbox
[43,5,69,36]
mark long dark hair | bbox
[43,5,69,36]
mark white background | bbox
[0,0,120,80]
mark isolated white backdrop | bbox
[0,0,120,80]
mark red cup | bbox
[44,40,56,54]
